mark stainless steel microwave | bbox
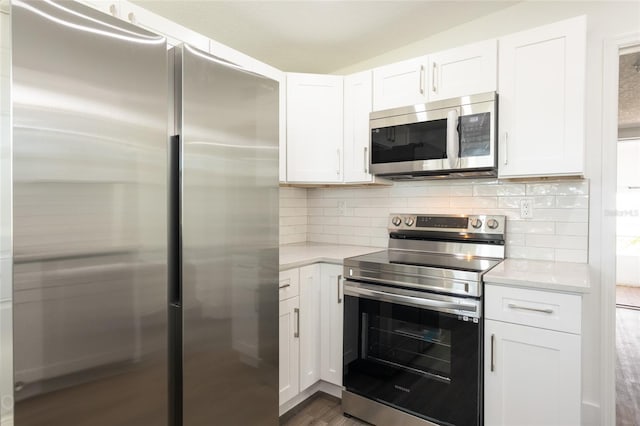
[369,92,497,179]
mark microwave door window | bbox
[459,112,491,157]
[371,119,447,164]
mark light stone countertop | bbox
[280,242,381,271]
[484,258,591,294]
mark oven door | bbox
[343,280,482,426]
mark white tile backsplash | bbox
[301,178,590,262]
[279,187,307,244]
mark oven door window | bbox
[371,119,447,164]
[343,294,481,426]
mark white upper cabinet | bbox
[427,39,497,101]
[498,16,586,178]
[286,73,344,183]
[372,56,429,111]
[343,71,374,183]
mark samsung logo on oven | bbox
[394,385,411,393]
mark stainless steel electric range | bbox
[342,213,506,426]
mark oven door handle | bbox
[344,282,478,314]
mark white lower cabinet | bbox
[279,295,299,406]
[484,284,582,426]
[299,264,321,391]
[320,264,343,386]
[279,263,345,408]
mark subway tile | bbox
[280,197,307,208]
[307,198,337,208]
[339,217,372,227]
[279,207,307,217]
[450,197,498,208]
[526,180,589,196]
[280,216,306,226]
[307,207,324,216]
[338,235,371,246]
[473,183,525,196]
[280,234,306,245]
[406,197,451,208]
[555,249,588,263]
[525,234,587,250]
[307,224,323,234]
[308,233,338,244]
[353,207,390,217]
[528,208,589,223]
[280,187,307,199]
[507,246,555,261]
[309,216,339,226]
[498,196,554,209]
[507,221,555,235]
[506,233,526,246]
[555,222,589,236]
[323,225,353,235]
[555,195,589,209]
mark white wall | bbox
[331,2,640,424]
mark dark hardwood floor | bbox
[616,293,640,426]
[281,393,369,426]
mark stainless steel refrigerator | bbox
[11,1,278,425]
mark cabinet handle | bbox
[294,307,300,338]
[503,132,509,165]
[490,334,495,372]
[279,282,290,289]
[337,275,343,304]
[109,4,118,16]
[127,12,136,24]
[507,303,554,314]
[363,147,368,174]
[419,65,425,95]
[336,149,341,176]
[432,62,437,93]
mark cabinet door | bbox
[320,264,344,386]
[484,320,581,426]
[498,16,586,178]
[344,71,373,183]
[428,39,497,101]
[286,73,344,183]
[279,296,300,406]
[298,264,321,391]
[372,56,428,111]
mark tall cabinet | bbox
[286,73,344,183]
[498,15,586,178]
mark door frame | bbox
[600,31,640,426]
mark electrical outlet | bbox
[520,198,533,219]
[337,200,346,216]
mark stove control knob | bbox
[391,216,402,226]
[404,217,415,227]
[470,218,483,229]
[487,218,499,229]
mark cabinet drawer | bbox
[279,269,300,301]
[485,285,581,334]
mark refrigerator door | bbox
[12,1,168,425]
[177,44,278,425]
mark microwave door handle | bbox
[446,109,459,169]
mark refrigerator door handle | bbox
[169,134,182,307]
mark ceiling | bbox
[131,1,519,73]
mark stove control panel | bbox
[389,214,506,234]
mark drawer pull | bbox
[279,282,291,289]
[507,303,553,314]
[490,334,495,372]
